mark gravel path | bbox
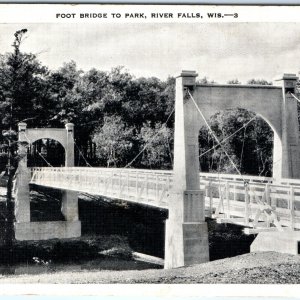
[1,251,300,283]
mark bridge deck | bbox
[30,167,300,230]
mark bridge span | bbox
[30,167,300,231]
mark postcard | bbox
[0,3,300,297]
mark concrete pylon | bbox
[15,122,81,240]
[164,71,209,269]
[65,123,75,167]
[15,122,31,223]
[275,74,300,179]
[61,123,79,221]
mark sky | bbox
[1,22,300,83]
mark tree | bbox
[139,122,173,169]
[2,129,18,249]
[197,76,216,84]
[0,29,50,130]
[0,29,35,249]
[247,79,273,85]
[227,79,241,84]
[47,61,84,126]
[93,115,134,167]
[199,108,273,176]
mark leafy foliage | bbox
[0,29,284,178]
[93,116,134,167]
[139,122,173,169]
[199,109,273,176]
[227,79,241,84]
[0,31,50,130]
[247,79,273,85]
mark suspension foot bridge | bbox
[12,71,300,269]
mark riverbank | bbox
[1,251,300,283]
[0,185,259,280]
[0,185,256,262]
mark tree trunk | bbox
[5,170,15,250]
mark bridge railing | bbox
[30,167,300,229]
[30,167,173,208]
[200,175,300,229]
[199,172,274,183]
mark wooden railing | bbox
[200,175,300,230]
[29,167,300,230]
[30,167,173,208]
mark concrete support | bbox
[65,123,75,166]
[15,221,81,241]
[164,71,209,269]
[14,122,81,241]
[15,122,30,223]
[272,132,283,181]
[62,191,79,221]
[251,230,300,255]
[62,123,79,222]
[276,74,300,180]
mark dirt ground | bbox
[1,251,300,284]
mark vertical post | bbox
[233,183,237,202]
[164,71,209,269]
[61,123,79,222]
[244,184,249,226]
[289,185,295,230]
[265,183,270,206]
[127,171,129,198]
[226,181,230,218]
[112,170,115,191]
[274,74,299,179]
[155,174,159,202]
[265,183,271,227]
[135,172,138,200]
[271,188,277,210]
[209,179,213,217]
[65,123,75,167]
[205,180,212,218]
[15,122,31,224]
[215,183,224,216]
[119,170,122,197]
[146,173,149,201]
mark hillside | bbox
[1,251,300,284]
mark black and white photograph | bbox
[0,3,300,291]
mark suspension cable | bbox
[290,92,300,103]
[72,137,93,167]
[239,122,248,171]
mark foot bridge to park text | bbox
[14,71,300,269]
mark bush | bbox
[207,219,255,260]
[0,235,133,265]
